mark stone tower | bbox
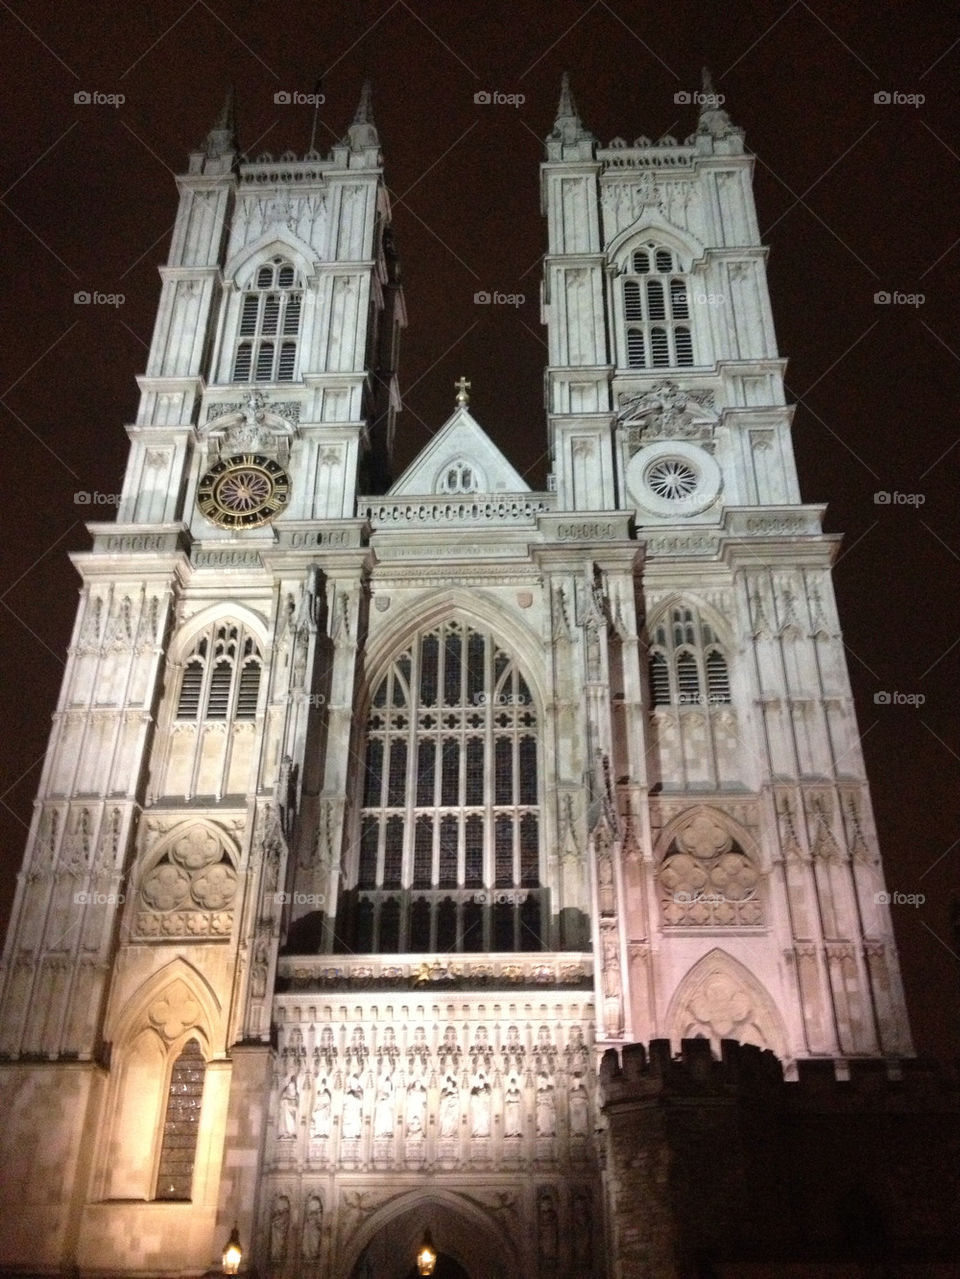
[0,76,912,1279]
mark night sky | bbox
[0,0,957,1059]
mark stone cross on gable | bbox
[455,375,471,405]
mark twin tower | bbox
[0,78,912,1279]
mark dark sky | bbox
[0,0,957,1059]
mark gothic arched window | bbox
[232,256,302,383]
[648,604,730,708]
[175,623,262,722]
[622,243,693,370]
[341,619,543,953]
[155,1037,206,1200]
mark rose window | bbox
[645,457,698,501]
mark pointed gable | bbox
[388,406,530,496]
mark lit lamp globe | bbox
[222,1226,243,1275]
[416,1230,437,1276]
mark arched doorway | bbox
[346,1192,514,1279]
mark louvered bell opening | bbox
[675,327,693,365]
[232,343,252,381]
[255,342,275,381]
[624,280,642,321]
[650,327,669,366]
[706,651,731,703]
[627,329,645,368]
[206,662,232,719]
[176,662,204,718]
[649,652,671,707]
[238,294,260,336]
[236,663,261,719]
[676,653,701,703]
[277,342,297,381]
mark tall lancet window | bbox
[232,256,302,383]
[623,242,694,369]
[343,620,543,954]
[155,1038,205,1200]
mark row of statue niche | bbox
[277,1058,591,1140]
[279,1022,589,1074]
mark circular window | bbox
[626,441,721,517]
[645,457,699,501]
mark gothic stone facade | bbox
[0,80,929,1279]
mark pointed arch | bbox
[363,589,546,718]
[341,1187,519,1279]
[225,232,319,287]
[106,955,223,1052]
[655,803,760,865]
[606,214,706,272]
[666,948,788,1060]
[167,602,269,662]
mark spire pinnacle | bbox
[205,86,236,159]
[347,79,379,151]
[696,67,740,142]
[546,72,595,159]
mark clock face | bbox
[197,453,290,530]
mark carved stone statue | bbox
[538,1192,559,1264]
[503,1071,523,1137]
[269,1193,291,1262]
[469,1067,491,1137]
[439,1071,459,1138]
[535,1069,556,1137]
[405,1076,427,1135]
[301,1193,322,1261]
[569,1071,589,1136]
[278,1073,299,1138]
[310,1074,332,1138]
[341,1070,363,1139]
[373,1066,395,1138]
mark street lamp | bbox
[416,1229,437,1276]
[222,1225,243,1275]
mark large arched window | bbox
[622,242,693,370]
[232,256,302,383]
[175,623,262,722]
[340,619,543,954]
[648,604,730,709]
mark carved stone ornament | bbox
[659,812,762,927]
[204,390,299,464]
[618,379,717,448]
[135,821,239,939]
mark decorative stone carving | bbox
[278,1073,300,1138]
[618,379,717,449]
[148,980,201,1041]
[659,812,762,926]
[268,1193,291,1262]
[135,821,239,939]
[301,1193,322,1261]
[341,1070,363,1139]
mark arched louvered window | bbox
[340,619,543,954]
[155,1038,205,1200]
[648,604,731,709]
[175,624,263,721]
[623,243,695,370]
[232,256,303,383]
